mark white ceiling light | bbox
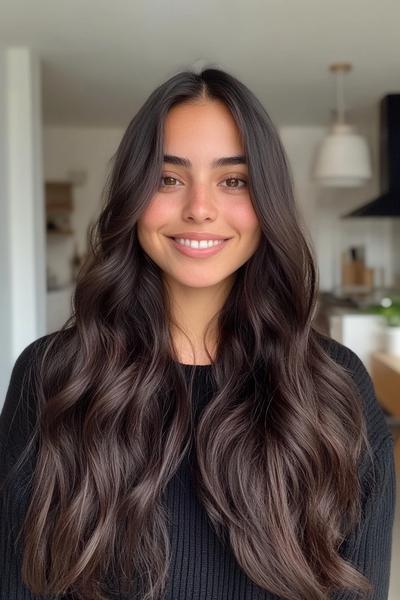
[313,63,372,187]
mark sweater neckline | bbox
[176,362,213,369]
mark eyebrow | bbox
[163,154,247,168]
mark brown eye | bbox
[160,176,179,187]
[222,177,247,189]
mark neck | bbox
[164,274,235,364]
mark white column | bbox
[0,46,46,407]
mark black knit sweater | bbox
[0,334,396,599]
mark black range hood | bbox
[342,94,400,217]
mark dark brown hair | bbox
[9,67,374,599]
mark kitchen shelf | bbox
[45,181,73,213]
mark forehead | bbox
[163,99,244,154]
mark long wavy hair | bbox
[9,67,374,600]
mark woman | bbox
[0,67,396,600]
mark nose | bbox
[182,182,218,222]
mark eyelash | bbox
[159,174,248,190]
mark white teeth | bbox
[175,238,224,249]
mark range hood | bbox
[342,94,400,217]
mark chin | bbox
[168,271,235,289]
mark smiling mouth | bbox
[166,236,231,255]
[167,236,231,241]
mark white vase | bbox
[384,326,400,356]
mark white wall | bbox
[0,49,12,401]
[0,47,46,406]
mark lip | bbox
[168,232,231,241]
[167,236,230,258]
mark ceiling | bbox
[1,0,399,128]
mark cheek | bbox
[138,197,171,231]
[137,198,177,253]
[228,203,260,236]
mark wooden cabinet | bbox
[370,352,400,474]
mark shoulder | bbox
[314,331,393,455]
[5,327,73,386]
[0,332,59,457]
[314,332,396,516]
[2,332,57,409]
[8,333,55,378]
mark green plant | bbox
[363,297,400,327]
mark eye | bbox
[159,175,183,188]
[220,177,248,190]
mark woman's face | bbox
[137,99,262,291]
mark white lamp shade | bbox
[313,123,372,187]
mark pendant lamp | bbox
[313,63,372,187]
